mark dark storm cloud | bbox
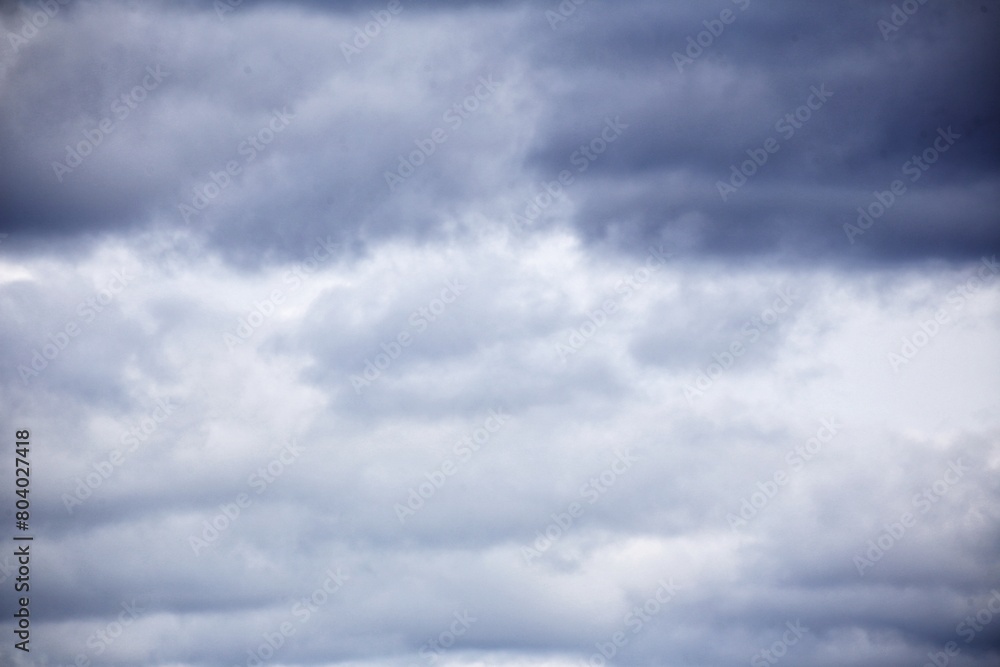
[523,0,1000,263]
[1,0,997,266]
[0,0,526,265]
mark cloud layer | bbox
[2,0,998,264]
[1,1,998,666]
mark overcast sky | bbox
[1,1,999,666]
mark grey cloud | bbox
[2,3,999,667]
[2,0,997,267]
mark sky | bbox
[0,0,999,665]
